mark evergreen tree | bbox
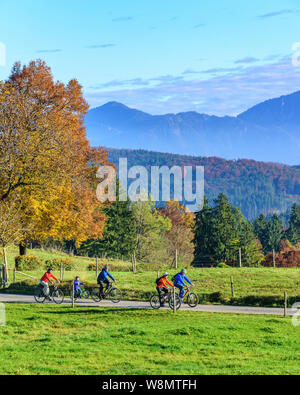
[193,196,214,265]
[233,208,264,265]
[287,203,300,245]
[80,188,136,258]
[264,214,283,253]
[210,194,238,263]
[193,193,260,266]
[253,214,268,251]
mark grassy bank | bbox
[1,304,300,375]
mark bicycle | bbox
[34,283,64,304]
[91,282,122,304]
[176,285,199,309]
[70,285,90,300]
[150,287,181,310]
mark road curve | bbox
[0,293,294,316]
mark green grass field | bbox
[2,247,300,307]
[1,304,300,375]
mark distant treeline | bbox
[193,195,300,267]
[73,194,299,268]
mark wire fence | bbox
[0,247,281,290]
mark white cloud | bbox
[86,57,300,116]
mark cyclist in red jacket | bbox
[40,268,60,298]
[156,272,173,307]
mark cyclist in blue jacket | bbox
[174,269,193,301]
[97,265,116,296]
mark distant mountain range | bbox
[85,90,300,165]
[107,148,300,220]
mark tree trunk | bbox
[19,243,27,256]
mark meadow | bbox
[1,304,300,375]
[2,248,300,376]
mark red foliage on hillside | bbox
[262,241,300,267]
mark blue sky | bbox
[0,0,300,115]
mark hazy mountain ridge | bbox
[86,91,300,165]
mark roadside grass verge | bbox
[1,304,300,375]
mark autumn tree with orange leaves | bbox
[159,200,194,264]
[0,60,108,254]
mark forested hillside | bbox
[108,148,300,220]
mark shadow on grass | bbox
[46,307,147,315]
[200,292,300,308]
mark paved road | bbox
[0,293,294,316]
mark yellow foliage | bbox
[0,60,109,246]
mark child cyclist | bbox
[40,267,60,299]
[156,272,174,307]
[173,269,194,302]
[97,265,115,297]
[73,276,84,298]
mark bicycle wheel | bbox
[150,295,161,309]
[187,293,199,308]
[82,289,90,299]
[52,289,64,305]
[169,292,182,311]
[34,286,46,304]
[109,288,122,303]
[91,287,101,302]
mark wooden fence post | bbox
[72,282,75,308]
[173,286,176,314]
[60,263,63,282]
[230,276,235,298]
[273,250,276,268]
[3,248,8,281]
[13,267,16,283]
[284,292,288,318]
[174,249,178,269]
[96,257,99,279]
[134,253,137,273]
[239,248,242,268]
[132,253,137,273]
[2,264,6,287]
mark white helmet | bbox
[162,272,169,276]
